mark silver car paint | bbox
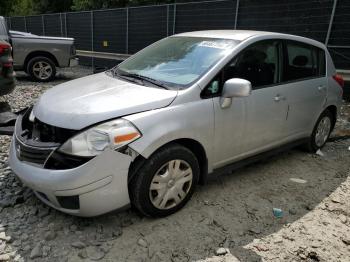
[9,140,132,217]
[9,30,342,216]
[33,72,178,129]
[126,32,341,171]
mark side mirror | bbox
[220,78,252,108]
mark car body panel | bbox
[282,77,328,138]
[125,85,215,172]
[33,72,178,129]
[10,35,74,68]
[211,96,246,167]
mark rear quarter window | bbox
[283,40,325,82]
[318,48,326,77]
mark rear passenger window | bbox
[283,41,325,82]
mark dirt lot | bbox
[0,67,349,262]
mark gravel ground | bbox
[0,67,349,262]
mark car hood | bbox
[33,72,178,130]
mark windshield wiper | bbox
[117,70,169,90]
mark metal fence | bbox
[6,0,350,70]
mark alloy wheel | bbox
[33,61,53,80]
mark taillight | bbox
[333,74,344,88]
[3,62,13,68]
[0,43,11,54]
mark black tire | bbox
[129,144,200,217]
[304,110,334,152]
[27,56,56,82]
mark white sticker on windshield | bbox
[198,41,233,49]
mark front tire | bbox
[129,144,200,217]
[27,56,56,82]
[305,110,334,152]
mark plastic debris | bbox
[316,149,324,157]
[290,178,307,184]
[272,208,283,218]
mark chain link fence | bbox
[5,0,350,70]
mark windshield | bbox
[113,36,239,89]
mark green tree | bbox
[32,0,73,14]
[0,0,34,16]
[1,0,197,16]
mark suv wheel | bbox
[27,56,56,82]
[305,110,333,152]
[130,144,200,217]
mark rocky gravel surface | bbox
[0,67,349,261]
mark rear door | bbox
[281,40,327,138]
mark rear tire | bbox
[27,56,56,82]
[304,110,334,152]
[129,144,200,217]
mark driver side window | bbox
[202,40,281,97]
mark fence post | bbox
[65,13,68,37]
[172,3,177,35]
[91,11,94,72]
[42,15,45,36]
[60,13,63,36]
[166,5,169,36]
[24,16,27,32]
[234,0,240,29]
[126,8,129,54]
[325,0,338,46]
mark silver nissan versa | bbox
[9,30,343,217]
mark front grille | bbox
[44,151,92,170]
[15,138,54,165]
[14,107,79,166]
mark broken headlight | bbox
[58,119,141,157]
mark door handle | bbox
[274,94,286,102]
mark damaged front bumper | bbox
[9,139,132,217]
[8,110,133,217]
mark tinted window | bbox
[283,41,325,81]
[318,49,326,77]
[223,40,280,89]
[202,40,281,97]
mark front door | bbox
[207,39,288,168]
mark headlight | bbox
[58,119,141,157]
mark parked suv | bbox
[9,30,343,217]
[0,40,15,95]
[0,17,77,82]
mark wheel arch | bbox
[24,51,59,70]
[325,104,337,131]
[129,138,209,185]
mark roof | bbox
[174,30,326,49]
[174,30,279,41]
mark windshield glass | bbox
[114,36,239,89]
